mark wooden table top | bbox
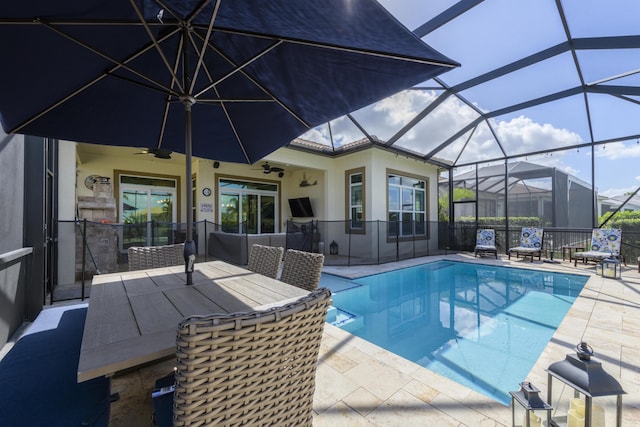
[77,260,308,382]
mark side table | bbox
[562,245,584,262]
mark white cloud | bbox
[599,185,637,198]
[594,141,640,160]
[495,116,583,152]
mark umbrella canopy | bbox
[0,0,457,283]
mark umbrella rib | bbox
[156,41,187,150]
[10,21,181,134]
[129,0,184,94]
[192,37,283,98]
[153,0,218,95]
[196,99,276,103]
[191,33,311,128]
[232,68,311,128]
[158,0,222,96]
[191,5,220,95]
[36,19,181,98]
[213,85,251,164]
[203,26,458,68]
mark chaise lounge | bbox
[474,229,498,258]
[508,227,544,262]
[573,228,623,266]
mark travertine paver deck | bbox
[105,253,640,426]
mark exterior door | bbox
[120,186,176,249]
[218,179,279,234]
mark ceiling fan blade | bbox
[135,148,172,159]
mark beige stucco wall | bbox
[68,144,439,229]
[55,143,441,278]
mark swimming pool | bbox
[321,261,588,405]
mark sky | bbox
[302,0,640,198]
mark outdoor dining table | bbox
[77,260,309,382]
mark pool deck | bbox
[104,254,640,425]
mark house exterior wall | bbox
[65,144,440,269]
[0,131,26,346]
[71,144,439,227]
[58,141,78,285]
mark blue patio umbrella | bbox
[0,0,457,284]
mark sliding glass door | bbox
[218,179,278,234]
[120,175,177,249]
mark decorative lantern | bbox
[510,382,552,427]
[595,258,622,279]
[546,342,625,427]
[329,240,339,255]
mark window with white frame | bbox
[387,171,427,239]
[345,168,365,233]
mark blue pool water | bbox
[321,261,588,405]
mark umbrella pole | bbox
[183,97,196,285]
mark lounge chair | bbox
[474,229,497,258]
[508,227,544,262]
[152,288,332,427]
[573,228,623,266]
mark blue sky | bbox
[301,0,640,198]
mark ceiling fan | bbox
[256,162,285,175]
[135,147,172,159]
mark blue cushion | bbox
[0,308,111,427]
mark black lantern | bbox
[329,240,339,255]
[510,382,552,427]
[595,258,622,279]
[546,341,625,427]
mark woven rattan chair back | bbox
[279,249,324,292]
[173,287,332,427]
[127,243,184,271]
[247,244,284,279]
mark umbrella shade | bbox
[0,0,456,162]
[0,0,457,283]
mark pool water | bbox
[321,261,588,405]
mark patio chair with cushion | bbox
[152,288,332,427]
[279,249,325,292]
[128,243,184,271]
[508,227,544,262]
[573,228,623,266]
[247,244,284,279]
[474,229,498,258]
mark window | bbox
[387,171,428,239]
[218,178,279,234]
[345,168,365,233]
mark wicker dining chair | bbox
[127,243,184,271]
[279,249,325,292]
[163,287,332,427]
[247,244,284,279]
